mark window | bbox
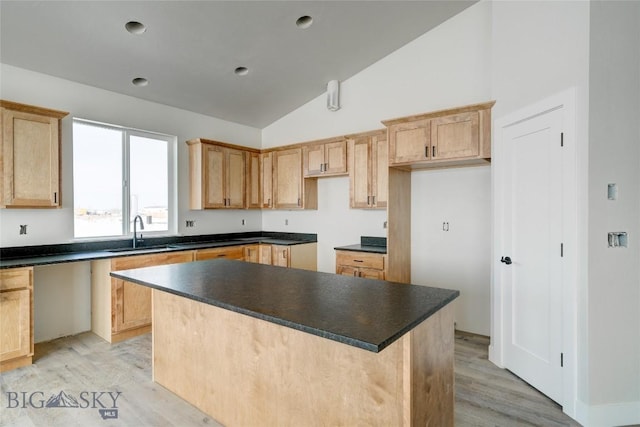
[73,119,176,239]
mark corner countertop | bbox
[334,235,387,254]
[111,259,458,353]
[0,232,316,269]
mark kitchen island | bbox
[111,259,459,426]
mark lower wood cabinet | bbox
[195,246,244,261]
[91,242,317,344]
[271,243,317,271]
[0,267,33,372]
[244,244,272,264]
[91,251,194,343]
[335,250,386,280]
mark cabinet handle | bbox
[268,198,271,206]
[367,195,371,205]
[54,192,57,204]
[353,271,357,277]
[354,259,364,263]
[432,146,436,157]
[372,196,375,205]
[218,254,226,258]
[425,146,428,158]
[297,198,301,206]
[324,162,328,172]
[282,250,287,258]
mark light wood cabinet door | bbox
[350,136,372,208]
[0,289,31,362]
[430,111,479,160]
[0,267,33,370]
[195,246,244,261]
[112,279,151,333]
[335,250,386,281]
[373,134,388,208]
[259,244,272,265]
[188,140,246,209]
[273,148,303,209]
[244,244,260,263]
[261,151,273,208]
[1,101,68,208]
[349,132,387,209]
[271,245,290,268]
[111,251,193,335]
[246,151,261,209]
[388,119,430,165]
[203,145,226,208]
[303,140,347,177]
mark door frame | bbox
[490,88,578,417]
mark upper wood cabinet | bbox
[1,100,68,208]
[383,101,495,169]
[260,151,273,209]
[347,130,388,209]
[272,147,317,210]
[246,151,261,209]
[302,138,347,177]
[187,139,248,209]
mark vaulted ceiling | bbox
[1,1,476,127]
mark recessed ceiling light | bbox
[234,67,249,76]
[132,77,149,87]
[296,15,313,29]
[125,21,146,35]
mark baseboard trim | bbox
[575,399,640,427]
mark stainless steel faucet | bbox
[133,215,145,248]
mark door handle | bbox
[500,256,512,265]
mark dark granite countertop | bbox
[334,236,387,254]
[334,244,387,254]
[111,259,458,353]
[0,232,316,269]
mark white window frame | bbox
[73,118,178,240]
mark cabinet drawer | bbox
[0,268,32,291]
[336,251,385,270]
[195,246,244,261]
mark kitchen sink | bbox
[105,244,173,253]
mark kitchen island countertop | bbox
[111,259,458,352]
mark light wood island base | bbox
[152,289,454,426]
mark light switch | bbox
[608,183,617,200]
[608,232,627,248]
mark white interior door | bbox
[500,107,564,404]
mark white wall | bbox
[0,64,263,341]
[263,1,493,334]
[490,0,591,421]
[411,166,492,335]
[492,1,640,425]
[587,0,640,420]
[0,64,263,248]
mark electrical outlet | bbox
[185,220,195,228]
[285,219,289,226]
[383,221,387,229]
[241,219,246,226]
[19,225,27,235]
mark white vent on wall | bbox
[327,80,340,111]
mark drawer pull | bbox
[354,259,364,263]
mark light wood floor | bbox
[0,331,581,426]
